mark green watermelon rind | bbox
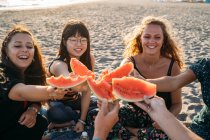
[47,75,87,89]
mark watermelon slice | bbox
[97,69,109,81]
[46,73,87,89]
[70,58,95,78]
[101,62,134,83]
[87,77,116,102]
[112,77,156,102]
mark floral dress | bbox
[189,58,210,140]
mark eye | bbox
[81,39,87,44]
[14,45,21,48]
[69,39,77,42]
[27,45,34,49]
[143,36,150,39]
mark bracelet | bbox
[92,137,101,140]
[28,107,38,113]
[78,119,86,125]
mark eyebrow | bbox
[14,41,33,45]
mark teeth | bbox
[147,46,156,49]
[19,55,28,59]
[75,48,82,51]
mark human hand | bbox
[18,108,37,128]
[47,86,67,100]
[94,99,120,139]
[74,121,84,133]
[134,96,168,122]
[71,82,89,92]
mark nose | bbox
[21,46,28,52]
[76,40,82,45]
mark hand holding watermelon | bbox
[47,59,156,102]
[47,86,67,100]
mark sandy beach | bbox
[0,0,210,124]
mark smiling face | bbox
[66,33,88,59]
[6,33,35,72]
[140,24,164,55]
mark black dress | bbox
[0,63,48,140]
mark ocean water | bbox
[0,0,95,10]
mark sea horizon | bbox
[0,0,99,10]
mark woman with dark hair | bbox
[46,19,96,137]
[0,25,66,140]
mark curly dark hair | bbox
[1,25,46,85]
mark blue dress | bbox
[189,58,210,140]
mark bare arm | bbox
[90,54,95,72]
[93,100,119,140]
[50,60,69,76]
[135,96,203,140]
[80,89,91,121]
[169,62,182,116]
[148,69,196,92]
[8,83,65,101]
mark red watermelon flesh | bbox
[87,77,116,102]
[47,74,87,89]
[70,58,95,79]
[97,69,109,81]
[101,62,134,83]
[112,77,156,102]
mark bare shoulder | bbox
[50,60,68,76]
[51,60,67,70]
[171,60,181,76]
[120,58,131,66]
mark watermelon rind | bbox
[101,62,134,83]
[70,58,95,79]
[112,77,156,102]
[87,78,116,102]
[47,75,87,89]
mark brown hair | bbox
[1,25,46,85]
[123,16,184,68]
[58,19,92,71]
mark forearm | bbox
[148,76,178,92]
[93,131,107,140]
[169,103,182,117]
[10,84,50,101]
[80,90,91,121]
[156,110,202,140]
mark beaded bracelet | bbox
[78,119,86,125]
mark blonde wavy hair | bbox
[123,16,184,69]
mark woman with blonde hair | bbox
[119,16,184,139]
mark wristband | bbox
[28,107,38,113]
[78,119,86,125]
[92,137,101,140]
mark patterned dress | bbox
[189,58,210,140]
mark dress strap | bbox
[167,59,174,76]
[129,56,142,75]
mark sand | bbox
[0,0,210,124]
